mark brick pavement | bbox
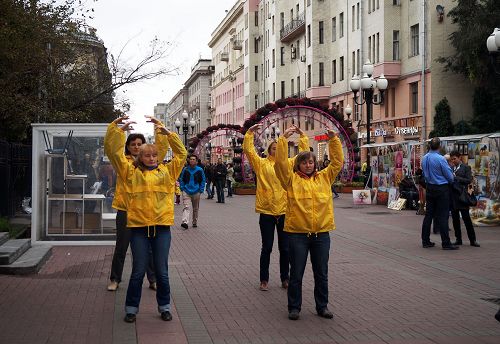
[0,194,499,343]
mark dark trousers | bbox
[288,232,330,313]
[452,209,476,243]
[215,179,225,202]
[110,210,155,283]
[259,214,289,283]
[421,184,453,247]
[125,226,171,315]
[205,181,213,198]
[227,180,233,196]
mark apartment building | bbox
[185,59,214,136]
[166,87,188,132]
[153,103,169,127]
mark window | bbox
[254,65,258,81]
[272,16,275,35]
[393,0,400,4]
[291,79,294,95]
[376,32,380,63]
[272,83,275,101]
[281,81,285,99]
[352,51,356,76]
[393,30,400,60]
[339,13,344,38]
[332,60,336,83]
[254,37,259,53]
[296,39,300,58]
[307,64,311,88]
[319,21,324,44]
[255,94,259,110]
[319,62,324,86]
[280,47,285,65]
[332,17,336,42]
[245,39,248,56]
[339,56,344,81]
[368,36,372,62]
[280,12,284,30]
[352,5,355,32]
[290,9,293,22]
[272,49,275,68]
[356,49,360,76]
[410,24,419,56]
[357,3,360,29]
[245,13,248,29]
[410,82,418,113]
[297,76,300,94]
[254,11,259,26]
[307,24,311,47]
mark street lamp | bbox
[205,142,212,162]
[486,28,500,74]
[348,60,388,164]
[264,122,281,140]
[174,110,196,147]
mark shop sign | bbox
[314,134,329,141]
[358,129,386,139]
[395,126,419,135]
[216,147,222,154]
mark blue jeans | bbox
[206,181,213,198]
[421,184,452,247]
[288,232,330,313]
[125,226,171,315]
[259,214,289,283]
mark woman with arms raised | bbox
[105,116,186,323]
[274,126,343,321]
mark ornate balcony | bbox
[221,52,229,62]
[280,12,305,42]
[232,40,242,50]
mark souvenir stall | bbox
[436,133,499,226]
[361,140,421,207]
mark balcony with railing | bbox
[232,40,242,50]
[235,55,244,68]
[220,52,229,62]
[280,12,305,42]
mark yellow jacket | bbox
[274,135,343,233]
[106,123,170,211]
[104,123,186,227]
[243,131,309,216]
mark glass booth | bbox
[32,124,117,242]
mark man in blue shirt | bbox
[180,154,206,229]
[420,138,458,250]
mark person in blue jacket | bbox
[179,154,206,229]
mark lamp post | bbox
[348,60,388,164]
[486,28,500,74]
[264,122,281,140]
[174,110,196,147]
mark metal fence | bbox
[0,140,32,217]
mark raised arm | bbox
[158,126,187,181]
[323,129,344,185]
[104,118,133,180]
[243,124,263,171]
[295,126,310,153]
[274,126,297,189]
[146,116,170,161]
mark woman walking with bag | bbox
[105,116,186,323]
[274,126,343,320]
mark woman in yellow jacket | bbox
[274,126,343,321]
[107,116,169,292]
[243,123,309,291]
[105,117,186,323]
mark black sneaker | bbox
[317,308,334,319]
[192,224,197,228]
[422,242,435,248]
[124,313,136,323]
[288,310,300,320]
[161,311,172,321]
[181,223,188,230]
[442,245,459,250]
[495,309,500,322]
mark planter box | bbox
[339,186,364,194]
[234,188,256,195]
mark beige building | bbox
[208,0,474,154]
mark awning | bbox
[360,140,419,148]
[425,133,492,142]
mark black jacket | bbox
[451,163,473,210]
[214,163,227,180]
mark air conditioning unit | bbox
[300,55,306,62]
[291,47,297,59]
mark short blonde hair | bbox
[133,144,159,170]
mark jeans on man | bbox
[421,184,453,247]
[205,181,213,198]
[125,226,171,315]
[288,232,330,313]
[259,214,288,283]
[215,179,225,203]
[226,180,233,196]
[110,210,155,283]
[181,192,201,226]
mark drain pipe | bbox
[421,0,427,140]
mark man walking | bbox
[204,162,214,199]
[421,138,458,250]
[180,154,206,229]
[214,158,227,203]
[449,151,480,247]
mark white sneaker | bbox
[107,281,119,291]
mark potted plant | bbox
[232,182,257,195]
[340,181,365,193]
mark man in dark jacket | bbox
[179,154,206,229]
[214,158,228,203]
[449,151,480,247]
[204,162,214,199]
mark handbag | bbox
[459,187,477,207]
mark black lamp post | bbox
[264,122,281,140]
[487,28,500,74]
[348,60,388,164]
[174,110,195,147]
[205,142,212,162]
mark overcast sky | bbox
[86,0,236,130]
